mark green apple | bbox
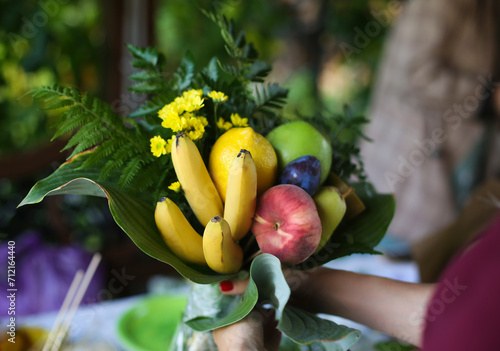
[266,120,332,184]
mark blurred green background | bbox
[0,0,397,295]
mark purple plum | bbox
[280,155,321,196]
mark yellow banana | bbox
[223,149,257,241]
[203,216,243,274]
[171,132,223,226]
[154,197,207,266]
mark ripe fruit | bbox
[154,197,207,266]
[251,184,322,265]
[313,186,347,254]
[209,127,277,202]
[203,216,243,274]
[171,132,223,226]
[280,155,321,196]
[223,149,257,241]
[327,173,366,220]
[266,121,332,185]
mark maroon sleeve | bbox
[422,212,500,351]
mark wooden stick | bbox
[42,270,84,351]
[49,253,102,351]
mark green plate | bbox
[117,294,188,351]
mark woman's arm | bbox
[289,267,435,347]
[223,267,435,348]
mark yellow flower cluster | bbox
[150,135,174,157]
[216,113,249,130]
[158,89,207,141]
[151,89,248,157]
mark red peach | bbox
[251,184,322,265]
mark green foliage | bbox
[27,85,165,195]
[374,340,417,351]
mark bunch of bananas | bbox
[154,132,257,274]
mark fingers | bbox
[212,308,281,351]
[219,278,249,295]
[212,310,265,351]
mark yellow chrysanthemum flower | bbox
[230,113,249,127]
[180,92,204,112]
[208,91,228,103]
[198,116,209,127]
[158,104,179,122]
[217,117,233,131]
[183,89,203,99]
[150,136,168,157]
[157,90,208,139]
[185,117,207,140]
[168,181,181,192]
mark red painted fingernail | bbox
[219,280,234,292]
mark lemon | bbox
[209,127,277,202]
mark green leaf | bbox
[184,281,258,332]
[278,305,361,348]
[173,52,195,92]
[202,57,219,83]
[129,95,170,119]
[18,151,103,206]
[185,254,288,331]
[374,340,417,351]
[253,83,288,115]
[248,60,272,83]
[280,334,359,351]
[294,183,395,269]
[250,254,290,319]
[126,44,164,69]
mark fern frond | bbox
[80,138,117,169]
[127,44,169,95]
[173,52,196,92]
[127,44,165,71]
[119,157,143,188]
[203,8,258,63]
[129,95,171,119]
[253,83,288,115]
[51,105,87,140]
[247,61,272,83]
[29,84,156,193]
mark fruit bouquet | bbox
[19,4,394,351]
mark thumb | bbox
[219,277,249,295]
